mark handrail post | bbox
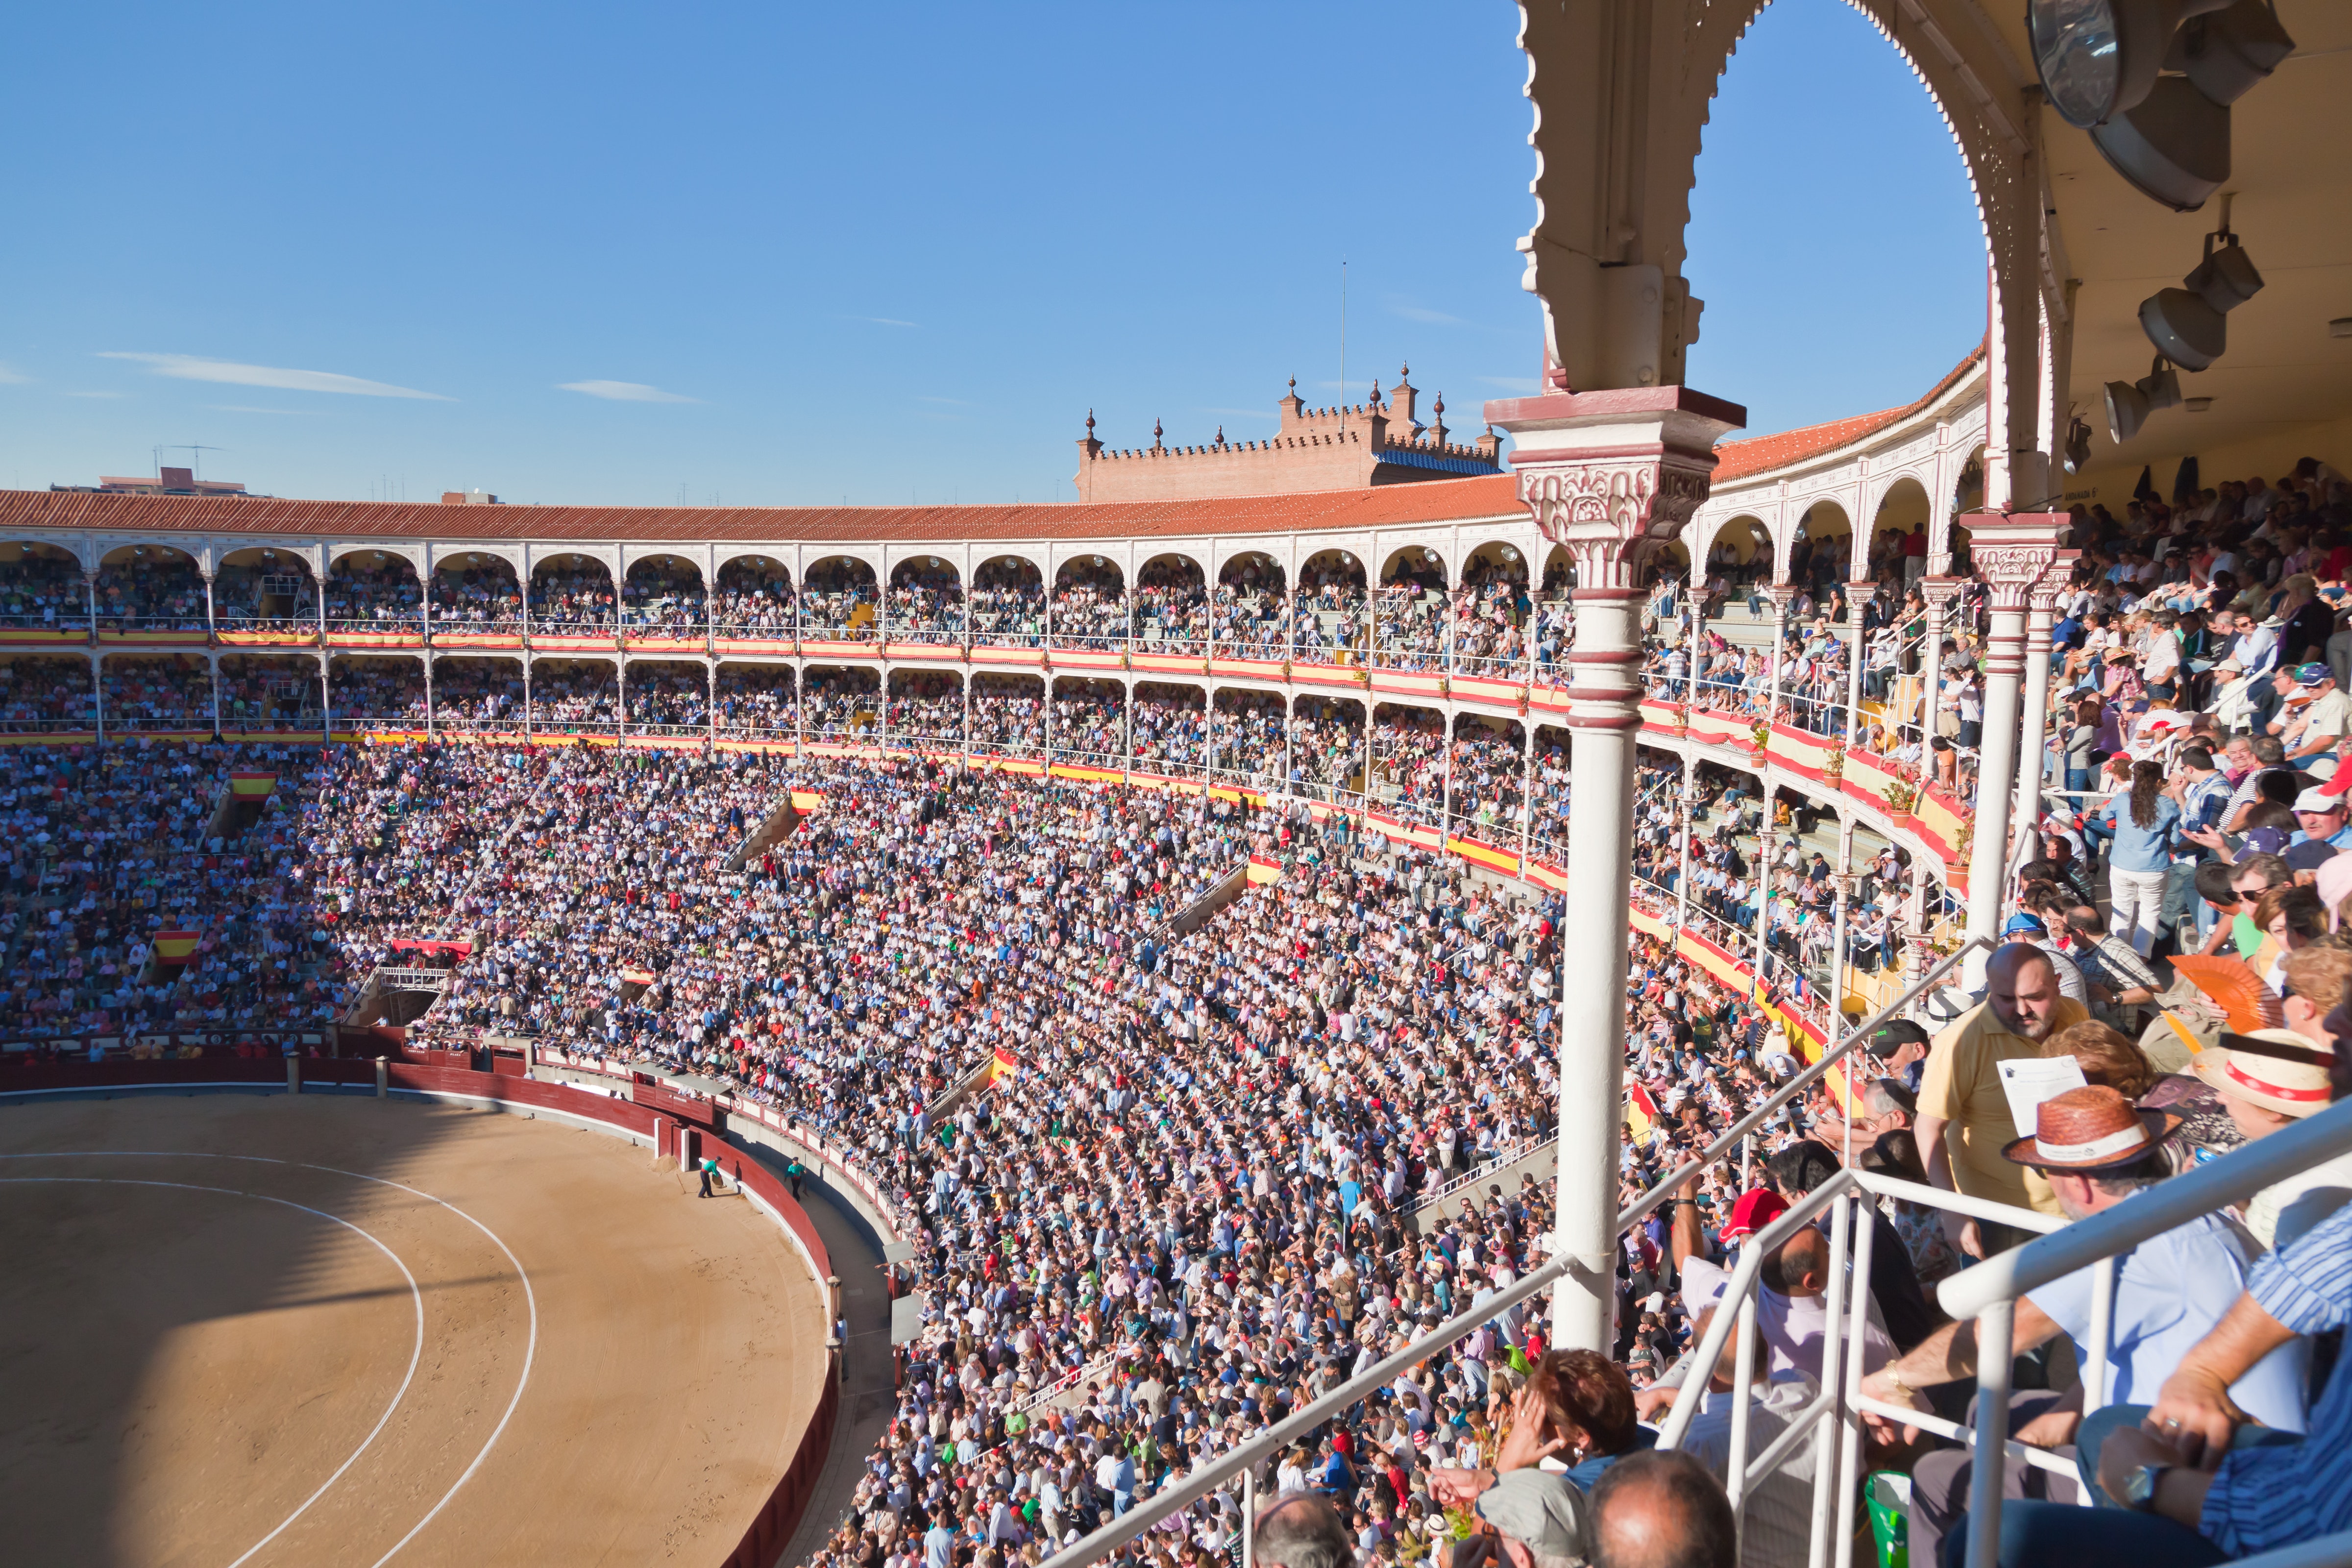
[2083,1254,2115,1414]
[1241,1463,1255,1568]
[1805,1192,1852,1568]
[1965,1299,2016,1568]
[1726,1291,1760,1527]
[1835,1195,1878,1568]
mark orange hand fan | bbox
[2166,954,2285,1034]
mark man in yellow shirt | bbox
[1917,944,2084,1256]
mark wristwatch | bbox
[2122,1463,2172,1513]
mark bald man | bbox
[1589,1451,1737,1568]
[1918,944,2086,1256]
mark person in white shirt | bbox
[1666,1306,1817,1568]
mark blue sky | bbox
[0,1,1985,508]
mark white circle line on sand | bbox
[0,1150,539,1567]
[0,1174,426,1568]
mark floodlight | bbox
[2090,76,2231,210]
[2029,0,2231,128]
[2141,288,2227,368]
[2105,358,2182,442]
[2063,415,2094,473]
[2139,234,2264,369]
[2105,379,2149,443]
[2166,0,2296,105]
[2185,236,2265,310]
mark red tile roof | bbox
[0,347,1981,546]
[0,473,1529,544]
[1711,343,1985,483]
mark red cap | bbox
[1718,1187,1790,1240]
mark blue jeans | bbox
[1943,1406,2305,1568]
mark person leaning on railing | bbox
[1862,1084,2308,1568]
[1951,1006,2352,1568]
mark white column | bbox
[1958,518,2066,970]
[1843,579,1871,746]
[1829,813,1856,1025]
[1674,752,1696,932]
[1916,577,1964,765]
[2010,556,2079,882]
[1492,384,1742,1352]
[1755,585,1795,977]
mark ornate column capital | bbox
[1916,574,1970,612]
[1960,513,2071,612]
[2027,549,2083,615]
[1487,387,1745,593]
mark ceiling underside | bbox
[2015,0,2352,471]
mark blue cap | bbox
[2003,912,2047,935]
[2298,662,2334,687]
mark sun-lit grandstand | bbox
[10,1,2352,1567]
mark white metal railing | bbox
[1643,1100,2352,1568]
[1651,1168,2085,1568]
[373,966,454,991]
[1936,1099,2352,1568]
[1029,938,1991,1568]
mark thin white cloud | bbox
[558,379,700,404]
[0,364,31,384]
[1388,298,1467,326]
[847,315,918,328]
[206,403,323,415]
[65,390,124,399]
[100,351,451,400]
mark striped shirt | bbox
[2201,1199,2352,1555]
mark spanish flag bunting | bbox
[987,1047,1020,1084]
[790,791,823,812]
[229,771,279,798]
[620,966,656,985]
[152,930,201,965]
[1245,855,1283,885]
[1625,1081,1661,1137]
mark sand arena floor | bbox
[0,1091,828,1567]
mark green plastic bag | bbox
[1866,1471,1911,1568]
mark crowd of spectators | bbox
[94,553,207,631]
[325,557,425,630]
[529,567,620,631]
[0,658,96,732]
[623,563,709,631]
[330,660,429,726]
[892,565,968,646]
[217,657,322,729]
[211,562,318,635]
[0,551,90,629]
[0,740,347,1041]
[428,565,524,629]
[806,562,882,641]
[100,656,212,732]
[714,566,798,635]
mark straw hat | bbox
[2001,1085,2184,1172]
[2194,1029,2337,1119]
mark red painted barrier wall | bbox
[0,1055,840,1568]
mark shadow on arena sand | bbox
[0,1088,825,1567]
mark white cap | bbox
[2294,786,2345,813]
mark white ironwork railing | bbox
[1936,1100,2352,1568]
[1029,938,1991,1568]
[373,966,454,991]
